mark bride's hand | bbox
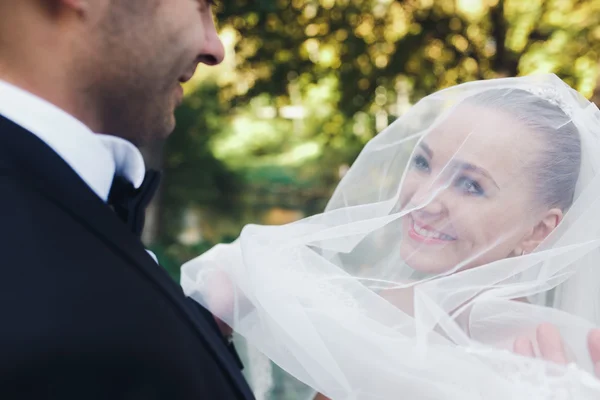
[513,324,600,377]
[202,269,256,338]
[199,270,236,338]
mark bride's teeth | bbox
[414,223,452,240]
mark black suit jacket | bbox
[0,115,254,400]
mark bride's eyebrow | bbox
[418,142,499,189]
[455,162,500,189]
[418,142,433,157]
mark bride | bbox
[182,74,600,399]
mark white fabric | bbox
[182,74,600,399]
[0,80,146,201]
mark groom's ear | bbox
[521,208,563,253]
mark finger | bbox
[587,329,600,377]
[587,329,600,363]
[537,323,568,364]
[513,336,535,358]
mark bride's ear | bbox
[520,208,563,253]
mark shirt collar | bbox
[0,80,145,202]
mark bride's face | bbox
[398,105,561,274]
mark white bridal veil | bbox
[182,74,600,399]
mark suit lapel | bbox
[0,116,254,399]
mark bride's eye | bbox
[455,176,485,196]
[412,155,430,172]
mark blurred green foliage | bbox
[218,0,600,111]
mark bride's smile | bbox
[407,214,457,243]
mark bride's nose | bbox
[410,183,448,216]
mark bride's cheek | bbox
[398,177,419,209]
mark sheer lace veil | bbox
[182,74,600,399]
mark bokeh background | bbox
[140,0,600,398]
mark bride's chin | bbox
[400,244,452,275]
[407,262,450,275]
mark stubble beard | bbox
[86,1,177,145]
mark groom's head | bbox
[0,0,224,146]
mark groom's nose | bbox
[196,13,225,66]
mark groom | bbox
[0,0,253,399]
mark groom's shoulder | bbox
[0,168,92,256]
[0,172,69,258]
[0,166,49,213]
[0,168,45,220]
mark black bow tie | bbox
[108,169,161,237]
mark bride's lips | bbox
[407,215,457,244]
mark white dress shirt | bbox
[0,80,146,201]
[0,80,158,262]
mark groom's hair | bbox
[466,88,582,212]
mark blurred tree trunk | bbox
[490,0,518,78]
[591,61,600,106]
[140,139,166,247]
